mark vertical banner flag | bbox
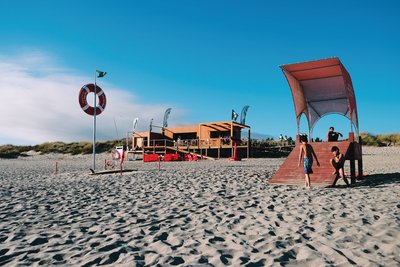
[133,118,139,132]
[240,105,250,125]
[163,108,172,128]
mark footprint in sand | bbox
[29,236,48,246]
[219,253,233,264]
[208,236,225,244]
[168,256,185,265]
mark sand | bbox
[0,147,399,266]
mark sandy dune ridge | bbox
[0,147,399,266]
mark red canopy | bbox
[280,57,358,135]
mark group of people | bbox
[297,127,349,188]
[279,134,289,146]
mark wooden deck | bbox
[136,138,250,159]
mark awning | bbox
[199,121,250,132]
[280,57,358,135]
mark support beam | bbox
[350,159,356,184]
[247,129,251,158]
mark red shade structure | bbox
[280,57,358,136]
[270,58,363,186]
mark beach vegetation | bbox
[360,132,399,147]
[0,139,125,158]
[0,145,29,158]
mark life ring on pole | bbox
[79,83,107,116]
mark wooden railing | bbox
[142,138,249,149]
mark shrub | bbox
[360,132,400,146]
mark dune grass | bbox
[360,133,400,147]
[0,140,125,158]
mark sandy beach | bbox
[0,146,399,266]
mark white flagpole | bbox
[93,72,97,170]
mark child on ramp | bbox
[330,146,350,186]
[298,134,320,188]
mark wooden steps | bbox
[269,141,353,187]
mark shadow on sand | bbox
[351,172,400,188]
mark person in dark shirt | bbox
[330,146,350,186]
[326,127,343,141]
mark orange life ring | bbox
[79,83,106,116]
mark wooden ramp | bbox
[270,141,353,187]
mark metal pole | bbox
[93,73,97,170]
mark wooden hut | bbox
[129,121,251,160]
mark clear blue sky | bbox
[0,1,399,145]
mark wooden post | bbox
[230,121,234,157]
[147,131,151,152]
[349,132,356,183]
[350,159,356,184]
[358,136,363,179]
[358,160,363,179]
[158,155,161,174]
[120,158,123,176]
[230,121,233,139]
[199,124,202,150]
[247,128,251,158]
[349,132,355,142]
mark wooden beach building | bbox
[129,121,251,160]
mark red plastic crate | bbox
[164,153,180,161]
[143,154,159,162]
[184,154,198,161]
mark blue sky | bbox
[0,1,399,145]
